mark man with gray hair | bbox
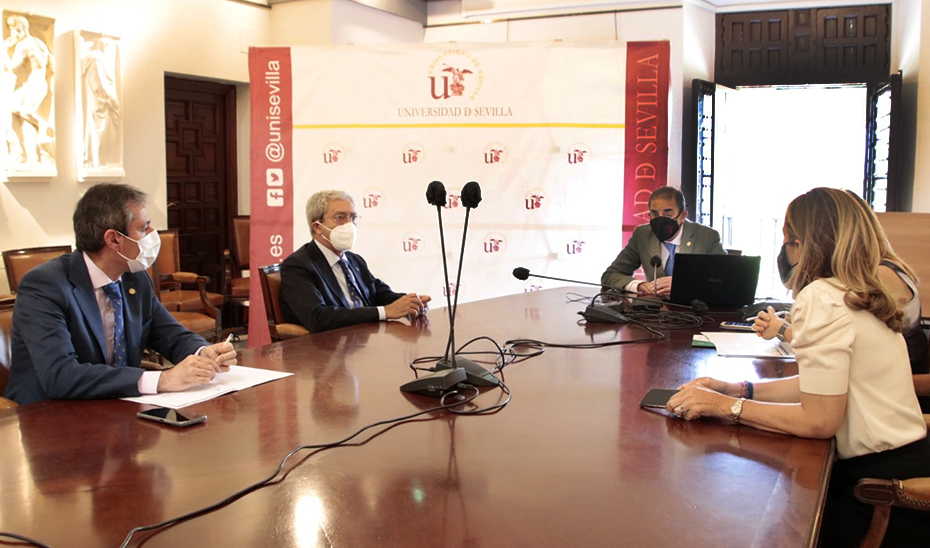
[280,190,430,333]
[4,183,236,405]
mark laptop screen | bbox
[669,254,761,308]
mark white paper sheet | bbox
[122,365,293,409]
[699,332,795,358]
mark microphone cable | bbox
[113,387,508,548]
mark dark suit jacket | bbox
[601,220,725,289]
[4,251,208,405]
[280,241,405,333]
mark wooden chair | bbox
[854,478,930,547]
[258,264,309,342]
[0,296,19,409]
[3,245,72,293]
[155,230,224,313]
[148,264,222,343]
[223,216,250,326]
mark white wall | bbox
[0,0,272,293]
[425,8,686,184]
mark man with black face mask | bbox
[601,186,725,297]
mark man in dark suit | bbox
[601,186,725,297]
[280,190,430,333]
[3,183,236,406]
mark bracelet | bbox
[740,381,754,400]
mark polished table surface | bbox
[0,288,831,547]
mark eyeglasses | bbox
[649,211,681,220]
[321,213,360,225]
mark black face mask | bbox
[650,216,680,242]
[776,242,797,286]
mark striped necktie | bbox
[102,282,127,367]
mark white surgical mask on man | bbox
[117,229,161,273]
[318,222,357,252]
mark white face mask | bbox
[117,229,161,273]
[318,221,357,252]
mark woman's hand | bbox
[666,383,732,421]
[677,376,735,396]
[752,306,783,340]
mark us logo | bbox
[483,233,506,254]
[566,238,585,255]
[323,143,345,164]
[567,143,588,165]
[444,188,462,209]
[484,143,506,164]
[525,189,548,210]
[402,143,424,165]
[402,232,424,252]
[428,50,484,101]
[363,188,384,209]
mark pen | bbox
[225,333,234,345]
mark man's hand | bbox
[201,341,237,368]
[385,293,431,320]
[637,276,673,297]
[156,355,225,393]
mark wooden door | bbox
[164,76,237,293]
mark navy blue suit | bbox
[4,251,208,405]
[280,241,405,333]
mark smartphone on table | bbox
[137,407,207,427]
[719,321,755,332]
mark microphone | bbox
[426,180,447,206]
[461,181,482,208]
[649,256,661,298]
[433,181,499,387]
[401,181,465,396]
[512,266,704,314]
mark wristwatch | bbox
[776,322,790,342]
[730,398,746,424]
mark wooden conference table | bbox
[0,288,831,547]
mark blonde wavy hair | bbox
[784,187,904,331]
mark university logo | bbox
[362,188,384,209]
[322,143,345,164]
[483,233,506,254]
[442,282,460,298]
[566,238,585,255]
[567,143,589,165]
[524,284,542,293]
[402,143,424,164]
[402,232,424,252]
[525,189,548,210]
[444,188,462,209]
[484,143,506,164]
[428,50,483,101]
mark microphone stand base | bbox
[435,356,500,387]
[400,368,467,397]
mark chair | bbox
[3,245,72,293]
[148,264,222,343]
[0,296,18,409]
[854,478,930,548]
[223,216,250,326]
[154,230,224,313]
[258,264,309,342]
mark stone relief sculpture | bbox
[76,30,123,178]
[3,11,56,177]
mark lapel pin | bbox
[128,288,136,295]
[686,241,692,247]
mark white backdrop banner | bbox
[249,42,668,346]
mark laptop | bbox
[669,254,761,308]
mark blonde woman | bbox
[667,187,929,546]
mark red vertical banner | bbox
[248,47,293,348]
[622,41,670,241]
